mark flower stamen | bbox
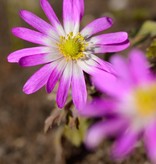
[134,84,156,117]
[57,32,88,60]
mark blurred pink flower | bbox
[82,50,156,163]
[7,0,129,109]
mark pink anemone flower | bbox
[82,50,156,163]
[7,0,129,109]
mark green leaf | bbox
[137,21,156,37]
[146,39,156,59]
[63,118,89,147]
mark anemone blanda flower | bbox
[7,0,129,109]
[81,50,156,163]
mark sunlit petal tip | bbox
[71,64,87,110]
[7,53,15,63]
[11,27,18,35]
[40,0,48,6]
[19,9,28,16]
[56,62,72,108]
[111,130,139,160]
[22,64,53,94]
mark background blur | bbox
[0,0,156,163]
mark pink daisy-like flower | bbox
[7,0,129,109]
[82,50,156,163]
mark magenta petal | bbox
[85,118,127,149]
[78,57,113,76]
[63,0,84,34]
[77,59,98,75]
[144,122,156,164]
[110,55,132,82]
[71,63,87,110]
[19,54,48,67]
[73,0,84,21]
[12,27,48,45]
[77,0,84,20]
[19,10,58,38]
[97,54,132,96]
[80,98,115,117]
[94,40,130,53]
[90,54,115,74]
[111,129,139,159]
[63,0,74,33]
[81,17,113,38]
[92,68,124,95]
[46,69,60,93]
[40,0,65,36]
[40,0,59,26]
[70,0,84,22]
[56,61,72,108]
[63,0,72,21]
[72,0,85,33]
[129,49,152,84]
[46,60,67,93]
[19,53,61,67]
[90,32,128,45]
[23,63,53,94]
[7,46,49,63]
[92,70,131,98]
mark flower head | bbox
[82,50,156,163]
[8,0,129,109]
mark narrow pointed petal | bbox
[85,119,127,149]
[81,17,113,38]
[77,0,84,19]
[77,59,99,75]
[110,55,132,82]
[129,49,152,83]
[63,0,74,33]
[90,32,128,45]
[144,122,156,164]
[63,0,84,34]
[46,59,67,93]
[92,71,128,98]
[40,0,59,24]
[94,40,130,53]
[19,53,62,67]
[77,57,108,76]
[40,0,65,36]
[72,0,85,34]
[80,98,115,117]
[12,27,51,45]
[111,129,139,159]
[19,10,59,40]
[56,61,72,108]
[90,54,115,73]
[71,63,87,110]
[78,57,116,96]
[7,46,50,63]
[92,54,133,98]
[92,70,130,98]
[23,63,53,94]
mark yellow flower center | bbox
[57,32,87,60]
[134,84,156,117]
